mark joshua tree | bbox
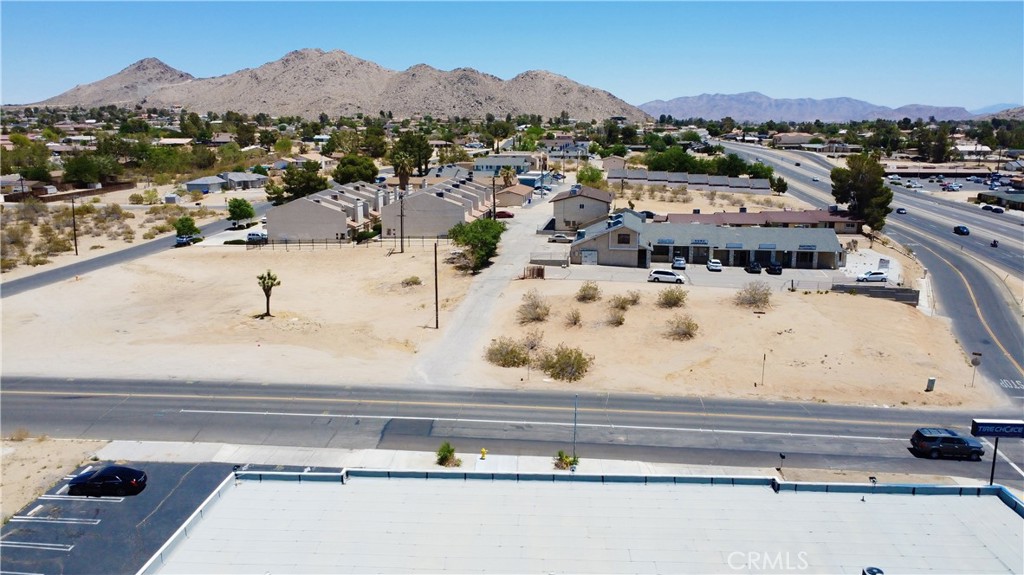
[257,269,281,317]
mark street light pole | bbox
[491,175,496,220]
[70,194,79,256]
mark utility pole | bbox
[433,241,439,329]
[70,194,79,256]
[399,191,405,254]
[491,175,496,219]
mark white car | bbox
[671,257,687,270]
[648,269,684,283]
[548,234,573,243]
[706,259,723,271]
[857,270,888,283]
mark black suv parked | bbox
[910,428,984,460]
[766,261,783,275]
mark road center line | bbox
[180,408,907,442]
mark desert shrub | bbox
[537,344,594,382]
[624,290,641,306]
[128,193,144,205]
[142,230,157,240]
[565,308,582,327]
[1,258,18,271]
[121,227,135,242]
[224,239,247,245]
[89,245,105,250]
[576,280,601,303]
[485,337,530,367]
[8,428,29,441]
[436,441,461,467]
[554,450,579,470]
[2,222,33,251]
[24,254,50,266]
[34,224,71,255]
[520,329,545,355]
[606,292,630,311]
[15,199,48,224]
[607,308,626,326]
[735,281,772,309]
[401,276,422,287]
[143,189,160,205]
[517,289,550,324]
[666,314,699,340]
[657,286,688,308]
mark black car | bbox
[895,207,907,214]
[953,225,970,236]
[744,261,762,274]
[68,465,147,497]
[765,261,783,275]
[910,428,984,461]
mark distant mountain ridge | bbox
[639,91,976,122]
[31,49,650,122]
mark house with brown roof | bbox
[550,186,614,232]
[495,184,535,207]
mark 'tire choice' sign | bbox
[971,419,1024,438]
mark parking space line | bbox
[56,484,69,494]
[9,516,100,525]
[0,541,74,553]
[40,494,123,503]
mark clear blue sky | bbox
[2,1,1022,112]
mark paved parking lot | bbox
[0,461,233,575]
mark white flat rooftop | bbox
[150,474,1023,574]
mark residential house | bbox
[473,152,534,174]
[550,186,614,232]
[266,192,356,242]
[380,188,468,239]
[185,176,227,194]
[771,133,814,149]
[219,172,269,190]
[602,156,627,172]
[495,184,535,207]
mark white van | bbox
[247,231,268,243]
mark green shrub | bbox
[401,276,422,287]
[575,280,601,303]
[537,344,594,382]
[565,307,582,327]
[608,295,631,311]
[436,441,461,467]
[666,314,699,340]
[224,239,247,245]
[517,289,550,324]
[128,193,144,205]
[735,281,772,309]
[657,286,688,308]
[624,290,641,306]
[520,329,545,355]
[554,450,579,470]
[485,337,530,367]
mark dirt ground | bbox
[0,183,1009,522]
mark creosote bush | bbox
[575,280,601,303]
[565,307,582,327]
[401,276,422,287]
[657,286,688,308]
[735,281,772,309]
[607,308,626,326]
[485,336,530,367]
[536,344,595,382]
[666,314,699,340]
[517,289,550,324]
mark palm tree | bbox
[257,269,281,317]
[389,150,415,191]
[499,166,516,188]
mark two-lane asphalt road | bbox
[2,378,1021,488]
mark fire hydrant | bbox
[480,448,488,460]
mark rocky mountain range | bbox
[32,49,650,123]
[639,92,977,123]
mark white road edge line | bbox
[8,517,100,525]
[26,505,43,517]
[180,408,908,442]
[0,541,74,553]
[40,494,123,502]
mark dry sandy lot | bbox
[1,186,1010,521]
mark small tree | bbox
[173,215,201,237]
[257,269,281,317]
[227,198,256,224]
[735,281,772,309]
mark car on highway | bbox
[671,257,687,270]
[744,261,762,274]
[895,207,907,214]
[857,270,888,283]
[68,465,147,497]
[981,204,994,211]
[991,207,1005,214]
[766,261,783,275]
[811,177,820,182]
[648,269,684,283]
[495,210,514,219]
[706,259,723,271]
[887,175,901,181]
[174,235,195,247]
[953,225,970,236]
[910,428,984,461]
[548,233,573,243]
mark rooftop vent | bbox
[693,208,700,214]
[739,207,747,213]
